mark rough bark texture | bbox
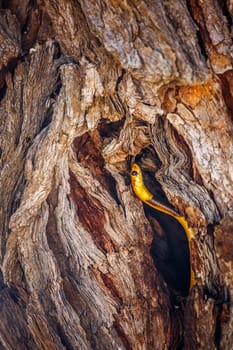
[0,1,233,349]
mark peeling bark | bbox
[0,1,233,349]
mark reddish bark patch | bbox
[214,217,233,264]
[188,0,211,51]
[101,271,123,303]
[90,267,123,304]
[73,132,120,204]
[141,252,160,292]
[219,71,233,121]
[69,170,114,254]
[3,0,40,50]
[113,320,132,350]
[73,132,104,170]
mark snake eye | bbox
[131,170,138,176]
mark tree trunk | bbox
[0,1,233,349]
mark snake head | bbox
[131,163,141,177]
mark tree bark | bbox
[0,1,233,349]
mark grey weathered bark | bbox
[0,1,233,349]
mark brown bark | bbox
[0,1,233,349]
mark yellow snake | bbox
[131,163,196,289]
